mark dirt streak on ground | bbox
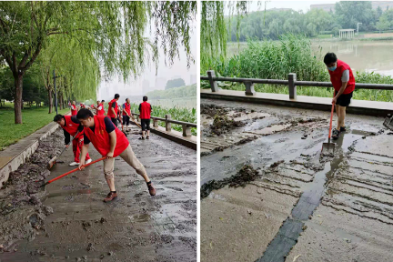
[0,126,196,262]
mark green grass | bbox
[130,104,197,136]
[0,103,70,150]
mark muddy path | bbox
[200,99,393,262]
[0,126,196,262]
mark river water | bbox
[313,40,393,77]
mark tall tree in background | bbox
[200,1,248,71]
[335,1,375,31]
[0,1,196,124]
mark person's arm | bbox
[111,102,116,116]
[138,104,141,112]
[108,131,116,158]
[64,129,70,146]
[78,143,89,170]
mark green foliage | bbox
[376,9,393,31]
[202,36,329,82]
[0,104,69,150]
[165,78,186,90]
[201,37,393,102]
[222,1,393,42]
[131,103,197,136]
[147,84,196,99]
[200,1,247,71]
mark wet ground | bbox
[200,99,393,262]
[0,126,196,262]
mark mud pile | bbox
[0,128,63,251]
[201,164,260,199]
[211,115,245,136]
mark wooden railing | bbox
[131,113,197,137]
[201,70,393,99]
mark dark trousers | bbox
[141,119,150,131]
[111,118,118,126]
[123,115,130,126]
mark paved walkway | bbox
[0,126,196,262]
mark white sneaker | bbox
[69,162,79,166]
[86,159,92,164]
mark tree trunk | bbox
[48,89,53,114]
[14,74,23,124]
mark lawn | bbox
[0,103,70,150]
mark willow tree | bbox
[200,1,248,72]
[0,1,196,124]
[38,37,100,113]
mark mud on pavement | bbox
[200,99,393,262]
[0,126,197,262]
[0,129,64,252]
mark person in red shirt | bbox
[122,98,132,127]
[107,94,120,126]
[70,101,78,116]
[324,53,356,140]
[139,96,152,140]
[91,100,105,116]
[54,114,92,166]
[76,108,156,202]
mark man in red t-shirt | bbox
[91,100,105,115]
[324,53,356,140]
[76,109,156,202]
[139,96,152,140]
[107,94,120,127]
[70,101,78,116]
[54,114,92,166]
[122,98,132,127]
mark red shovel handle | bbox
[328,102,335,139]
[43,156,107,186]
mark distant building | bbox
[311,1,393,12]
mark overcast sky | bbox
[225,0,339,14]
[97,16,197,101]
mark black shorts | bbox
[111,117,118,126]
[335,91,353,107]
[141,119,150,131]
[123,115,130,125]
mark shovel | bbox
[321,102,336,155]
[41,156,107,187]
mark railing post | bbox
[165,114,171,131]
[244,81,255,96]
[182,124,192,137]
[207,70,219,92]
[288,73,297,99]
[153,118,158,128]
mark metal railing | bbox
[201,70,393,99]
[131,113,197,138]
